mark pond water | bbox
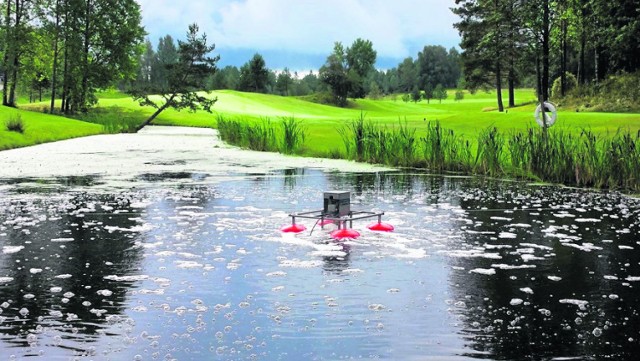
[1,127,640,360]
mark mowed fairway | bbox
[8,89,640,156]
[156,89,640,156]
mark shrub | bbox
[551,72,578,99]
[5,114,25,133]
[455,90,464,102]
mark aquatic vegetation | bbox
[475,127,504,177]
[217,114,306,154]
[280,116,306,154]
[221,113,640,191]
[337,112,367,161]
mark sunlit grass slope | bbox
[12,88,640,156]
[0,105,103,151]
[155,89,640,156]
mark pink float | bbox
[281,224,306,233]
[330,228,361,239]
[282,191,394,239]
[367,222,395,232]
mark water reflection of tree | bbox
[283,168,305,190]
[450,185,640,360]
[0,193,145,352]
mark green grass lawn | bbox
[173,89,640,157]
[0,105,103,151]
[9,88,640,157]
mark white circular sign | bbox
[534,102,557,128]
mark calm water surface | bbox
[1,167,640,360]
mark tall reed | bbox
[475,127,504,176]
[421,121,472,172]
[338,112,367,161]
[217,113,640,192]
[216,115,277,152]
[280,116,306,154]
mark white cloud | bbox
[138,0,460,60]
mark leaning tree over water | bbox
[129,23,219,131]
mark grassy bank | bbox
[217,111,640,191]
[176,89,640,157]
[8,88,640,190]
[0,106,103,151]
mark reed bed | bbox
[217,113,640,192]
[216,115,306,154]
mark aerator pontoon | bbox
[281,191,394,239]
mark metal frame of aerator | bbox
[287,191,385,230]
[288,209,386,230]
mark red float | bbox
[281,224,306,233]
[330,228,361,239]
[367,222,394,232]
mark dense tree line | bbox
[452,0,640,111]
[1,0,144,113]
[137,35,462,107]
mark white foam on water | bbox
[0,277,14,284]
[559,299,588,308]
[174,260,203,269]
[520,287,534,294]
[29,268,43,274]
[51,238,74,242]
[561,242,602,252]
[625,276,640,282]
[519,243,553,251]
[492,264,536,270]
[553,213,575,218]
[508,223,532,228]
[491,217,513,221]
[104,275,150,282]
[309,250,347,258]
[137,289,165,295]
[521,254,545,262]
[547,276,562,282]
[470,268,496,275]
[279,259,323,268]
[510,298,524,306]
[104,224,154,233]
[484,244,513,249]
[96,289,113,297]
[499,232,517,239]
[439,249,502,260]
[0,127,390,191]
[368,304,386,311]
[2,245,24,254]
[54,274,72,279]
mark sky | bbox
[137,0,461,71]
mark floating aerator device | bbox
[282,191,394,239]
